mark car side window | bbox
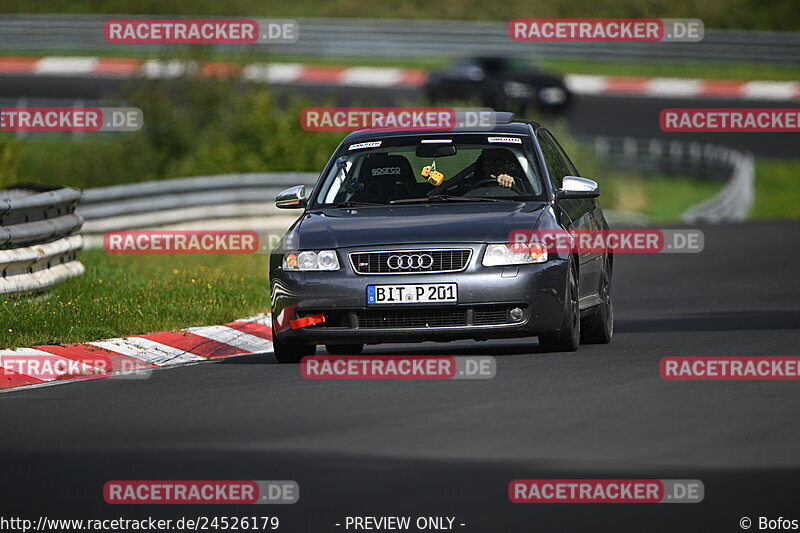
[546,130,579,177]
[536,130,570,189]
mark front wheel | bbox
[581,255,613,344]
[272,335,316,363]
[538,258,580,352]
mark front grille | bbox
[350,249,471,274]
[354,304,524,329]
[356,309,468,329]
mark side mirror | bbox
[276,185,307,209]
[556,176,599,200]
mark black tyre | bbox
[538,258,580,352]
[325,344,364,355]
[580,255,613,344]
[272,335,316,364]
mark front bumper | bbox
[270,244,568,345]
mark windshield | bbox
[312,135,545,207]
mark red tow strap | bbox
[290,314,327,329]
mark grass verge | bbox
[0,249,270,349]
[751,159,800,219]
[600,176,722,222]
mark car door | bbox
[537,129,602,302]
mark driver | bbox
[473,148,519,189]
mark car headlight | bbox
[282,250,340,271]
[482,244,547,266]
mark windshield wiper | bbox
[327,201,386,208]
[389,195,500,204]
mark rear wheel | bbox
[272,335,316,364]
[538,258,580,352]
[325,344,364,355]
[580,255,613,344]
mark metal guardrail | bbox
[586,136,754,223]
[78,173,318,234]
[0,186,85,295]
[682,151,754,223]
[0,15,798,64]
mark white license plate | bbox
[367,283,457,304]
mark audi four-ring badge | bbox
[269,112,613,362]
[384,253,435,270]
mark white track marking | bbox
[140,59,197,79]
[340,67,403,87]
[242,63,303,83]
[741,81,799,100]
[185,325,273,353]
[89,338,204,366]
[35,56,98,75]
[7,57,800,101]
[647,78,702,98]
[235,313,271,326]
[564,74,608,95]
[0,348,97,380]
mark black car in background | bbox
[425,56,572,113]
[269,113,612,362]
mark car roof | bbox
[343,113,543,143]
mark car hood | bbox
[286,202,548,250]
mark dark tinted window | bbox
[546,131,579,177]
[536,130,570,189]
[314,136,546,207]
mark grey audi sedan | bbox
[269,113,613,362]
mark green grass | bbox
[642,177,723,222]
[599,158,800,222]
[751,159,800,219]
[1,0,798,31]
[598,175,722,222]
[0,250,270,349]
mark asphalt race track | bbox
[2,74,798,158]
[2,221,799,532]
